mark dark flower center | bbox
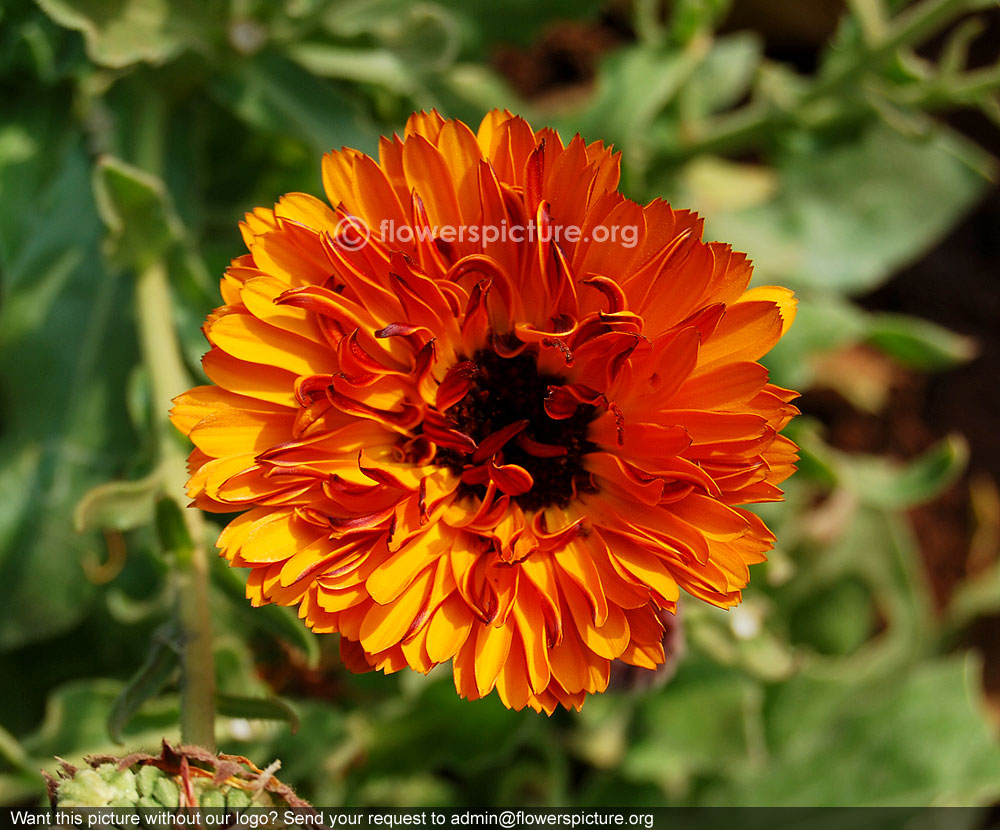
[435,348,598,511]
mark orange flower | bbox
[171,110,798,713]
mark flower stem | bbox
[135,258,217,750]
[131,90,217,750]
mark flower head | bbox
[171,110,798,713]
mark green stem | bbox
[136,259,217,751]
[805,0,987,102]
[633,0,664,46]
[132,92,216,750]
[668,0,989,161]
[902,63,1000,108]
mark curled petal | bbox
[171,108,798,716]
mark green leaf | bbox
[866,312,978,370]
[714,657,1000,805]
[245,700,349,806]
[92,155,182,271]
[761,293,869,390]
[361,674,540,775]
[576,772,670,809]
[382,4,461,73]
[288,43,417,94]
[570,44,699,152]
[74,470,162,533]
[433,63,524,118]
[0,102,139,649]
[0,1,85,79]
[210,49,378,157]
[945,561,1000,634]
[212,555,321,668]
[784,418,839,487]
[788,578,876,656]
[622,662,756,789]
[680,33,761,118]
[22,680,179,760]
[667,0,732,44]
[7,680,180,802]
[0,723,30,772]
[770,502,934,686]
[434,0,605,51]
[107,622,182,743]
[154,495,194,560]
[216,693,300,733]
[842,434,969,510]
[1,771,54,806]
[700,123,993,294]
[35,0,224,68]
[946,562,1000,632]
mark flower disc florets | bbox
[431,348,598,512]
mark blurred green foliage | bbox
[2,0,1000,808]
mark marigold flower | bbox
[171,110,798,713]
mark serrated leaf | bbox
[74,470,162,533]
[92,155,182,271]
[866,312,978,370]
[108,622,182,743]
[216,693,300,733]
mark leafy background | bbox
[2,0,1000,808]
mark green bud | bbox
[226,788,251,809]
[46,742,312,813]
[97,764,139,803]
[136,764,160,797]
[153,775,180,808]
[57,769,117,807]
[198,786,226,808]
